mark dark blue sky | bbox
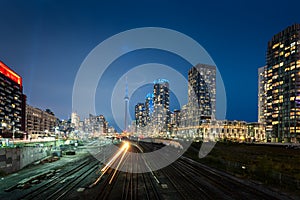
[1,0,300,130]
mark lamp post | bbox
[11,121,15,147]
[12,128,15,147]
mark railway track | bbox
[18,157,92,199]
[138,141,290,200]
[96,143,130,200]
[161,164,213,200]
[94,141,162,200]
[20,157,101,200]
[45,162,100,200]
[15,144,114,200]
[17,141,288,200]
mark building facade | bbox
[83,114,108,136]
[153,79,170,133]
[186,64,216,127]
[71,112,80,130]
[25,105,57,138]
[153,79,170,110]
[170,109,181,135]
[0,61,26,138]
[145,93,154,124]
[247,122,266,142]
[135,103,146,132]
[258,66,267,124]
[177,120,265,142]
[260,24,300,142]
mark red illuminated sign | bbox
[0,61,22,87]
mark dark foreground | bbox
[0,142,296,200]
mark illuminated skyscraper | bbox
[261,24,300,142]
[153,79,170,133]
[145,93,154,123]
[258,66,266,124]
[188,64,216,125]
[0,61,26,138]
[153,79,170,110]
[135,103,146,128]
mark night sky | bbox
[1,0,300,131]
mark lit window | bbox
[291,42,296,47]
[280,62,284,67]
[272,43,280,49]
[290,96,295,101]
[291,46,296,50]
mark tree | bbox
[45,108,54,115]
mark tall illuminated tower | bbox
[153,79,170,133]
[188,64,216,123]
[261,24,300,143]
[124,77,129,132]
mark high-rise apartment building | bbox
[0,61,26,138]
[71,112,80,129]
[260,24,300,142]
[153,79,170,133]
[153,79,170,110]
[170,109,181,134]
[135,103,146,128]
[83,114,108,136]
[172,109,181,127]
[258,66,267,124]
[188,64,216,125]
[145,93,154,123]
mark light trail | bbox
[109,144,129,184]
[101,142,129,172]
[90,142,130,187]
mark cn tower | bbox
[124,77,129,132]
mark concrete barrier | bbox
[0,146,50,174]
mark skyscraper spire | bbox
[124,77,129,132]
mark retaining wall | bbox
[0,146,50,174]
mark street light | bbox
[11,121,15,147]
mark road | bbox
[0,141,295,200]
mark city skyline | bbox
[1,2,300,198]
[1,1,300,130]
